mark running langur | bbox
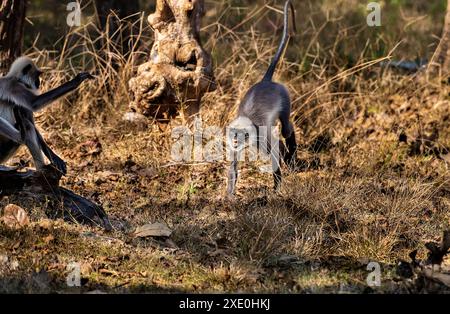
[227,0,297,195]
[0,56,93,174]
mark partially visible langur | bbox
[0,56,94,174]
[227,0,297,195]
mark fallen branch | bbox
[397,230,450,291]
[0,165,111,230]
[420,266,450,288]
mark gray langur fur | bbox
[0,56,93,174]
[227,0,297,195]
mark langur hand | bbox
[75,72,95,84]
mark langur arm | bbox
[227,160,239,195]
[13,107,67,174]
[0,116,22,143]
[18,116,46,171]
[35,128,67,175]
[31,72,94,111]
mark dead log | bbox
[0,165,111,230]
[417,231,450,288]
[397,231,450,291]
[420,266,450,288]
[128,0,216,119]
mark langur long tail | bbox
[262,0,296,82]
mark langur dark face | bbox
[34,71,41,89]
[31,66,42,89]
[230,128,250,140]
[21,63,42,90]
[229,127,250,151]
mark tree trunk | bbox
[128,0,216,119]
[94,0,140,55]
[428,0,450,79]
[0,0,27,74]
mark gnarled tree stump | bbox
[128,0,216,118]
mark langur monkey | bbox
[0,56,93,174]
[227,0,297,195]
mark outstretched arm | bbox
[31,72,94,112]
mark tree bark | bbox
[128,0,216,118]
[428,0,450,79]
[0,166,111,230]
[0,0,27,74]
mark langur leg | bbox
[19,117,46,171]
[14,108,67,174]
[280,118,297,170]
[263,128,282,190]
[270,136,282,190]
[278,139,288,163]
[284,129,297,169]
[25,131,46,171]
[273,170,282,190]
[0,112,22,166]
[0,117,22,143]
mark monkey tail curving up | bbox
[262,0,296,82]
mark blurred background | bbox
[22,0,446,70]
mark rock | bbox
[133,222,173,238]
[1,204,30,229]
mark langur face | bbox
[21,63,42,90]
[34,71,41,89]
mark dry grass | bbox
[1,0,450,293]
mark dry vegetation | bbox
[1,0,450,293]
